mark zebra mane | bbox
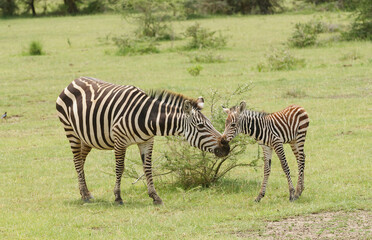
[245,109,269,117]
[146,89,202,110]
[230,105,269,117]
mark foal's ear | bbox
[239,101,246,113]
[183,100,193,114]
[222,105,230,114]
[197,96,204,109]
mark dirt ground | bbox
[234,210,371,239]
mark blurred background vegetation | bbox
[1,0,370,41]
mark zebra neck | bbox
[240,110,268,139]
[149,100,183,137]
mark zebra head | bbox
[221,101,247,143]
[182,97,230,157]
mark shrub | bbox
[186,51,224,63]
[123,0,176,41]
[342,0,372,41]
[28,41,44,55]
[288,20,324,48]
[158,85,258,189]
[112,36,159,56]
[187,65,203,76]
[82,0,106,14]
[181,0,283,17]
[0,0,17,16]
[227,0,283,14]
[257,48,305,72]
[182,0,230,18]
[184,23,227,49]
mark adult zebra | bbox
[221,102,309,202]
[56,77,230,205]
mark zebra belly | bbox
[67,114,115,150]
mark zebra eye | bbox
[231,123,236,127]
[197,123,205,129]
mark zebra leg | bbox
[69,137,91,202]
[80,143,93,200]
[291,138,306,199]
[255,145,273,202]
[138,138,163,205]
[113,139,127,205]
[274,143,296,201]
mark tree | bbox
[343,0,372,40]
[21,0,37,16]
[0,0,17,16]
[64,0,79,14]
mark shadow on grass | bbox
[156,177,261,194]
[63,198,150,209]
[212,178,261,194]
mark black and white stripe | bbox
[222,102,309,201]
[56,77,230,204]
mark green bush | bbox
[342,0,372,41]
[81,0,106,14]
[28,41,44,55]
[187,65,203,76]
[186,51,224,63]
[288,20,326,48]
[227,0,283,14]
[159,85,257,189]
[257,48,305,72]
[181,0,283,17]
[123,0,176,41]
[0,0,17,16]
[182,0,230,18]
[184,23,227,49]
[112,36,159,56]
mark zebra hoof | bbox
[115,199,123,205]
[254,197,262,203]
[293,194,300,201]
[82,195,93,203]
[153,199,163,205]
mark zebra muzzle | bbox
[214,142,230,157]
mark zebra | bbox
[221,101,309,202]
[56,77,230,205]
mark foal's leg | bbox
[138,138,163,205]
[274,143,295,201]
[291,137,306,199]
[255,145,273,202]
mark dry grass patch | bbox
[232,210,371,239]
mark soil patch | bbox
[234,210,371,239]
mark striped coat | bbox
[222,102,309,202]
[56,77,230,204]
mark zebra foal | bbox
[221,102,309,202]
[56,77,230,205]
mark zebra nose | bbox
[220,136,228,145]
[214,142,230,157]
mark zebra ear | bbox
[239,101,246,113]
[222,105,230,114]
[183,100,193,114]
[197,96,204,109]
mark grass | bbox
[0,12,371,239]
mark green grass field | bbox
[0,12,371,239]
